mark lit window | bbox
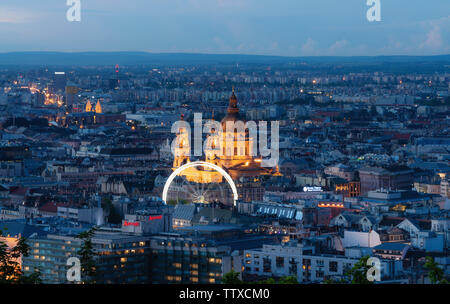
[120,257,127,263]
[209,278,215,283]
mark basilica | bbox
[172,90,277,185]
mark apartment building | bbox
[243,240,403,283]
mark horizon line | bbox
[0,51,449,58]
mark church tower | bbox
[95,100,102,113]
[85,100,92,112]
[219,88,254,169]
[173,115,191,168]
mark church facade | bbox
[169,91,278,204]
[172,90,274,182]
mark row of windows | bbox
[165,276,217,283]
[158,241,207,248]
[246,257,347,274]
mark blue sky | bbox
[0,0,449,56]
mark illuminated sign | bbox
[123,221,140,227]
[318,202,344,208]
[303,186,323,192]
[148,215,162,221]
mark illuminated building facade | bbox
[85,100,102,114]
[22,232,152,284]
[170,91,275,204]
[172,91,273,182]
[149,235,229,284]
[149,227,276,284]
[335,181,361,197]
[243,241,403,283]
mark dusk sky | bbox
[0,0,449,56]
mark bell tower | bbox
[173,114,191,168]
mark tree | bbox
[259,278,276,284]
[222,270,242,284]
[424,256,448,284]
[277,276,298,284]
[102,198,121,224]
[345,256,374,284]
[76,227,98,284]
[0,230,41,284]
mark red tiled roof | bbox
[39,202,68,213]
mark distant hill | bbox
[0,51,449,67]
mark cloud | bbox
[418,16,450,53]
[420,25,443,50]
[301,38,317,55]
[328,40,348,55]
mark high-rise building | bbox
[149,226,277,284]
[22,231,152,284]
[53,72,67,92]
[65,84,78,106]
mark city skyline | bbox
[0,0,449,289]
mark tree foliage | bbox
[221,271,298,284]
[102,198,121,224]
[424,256,448,284]
[277,276,298,284]
[222,270,242,284]
[345,256,374,284]
[76,226,98,284]
[0,230,41,284]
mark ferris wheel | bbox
[162,161,239,206]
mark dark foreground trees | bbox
[0,230,41,284]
